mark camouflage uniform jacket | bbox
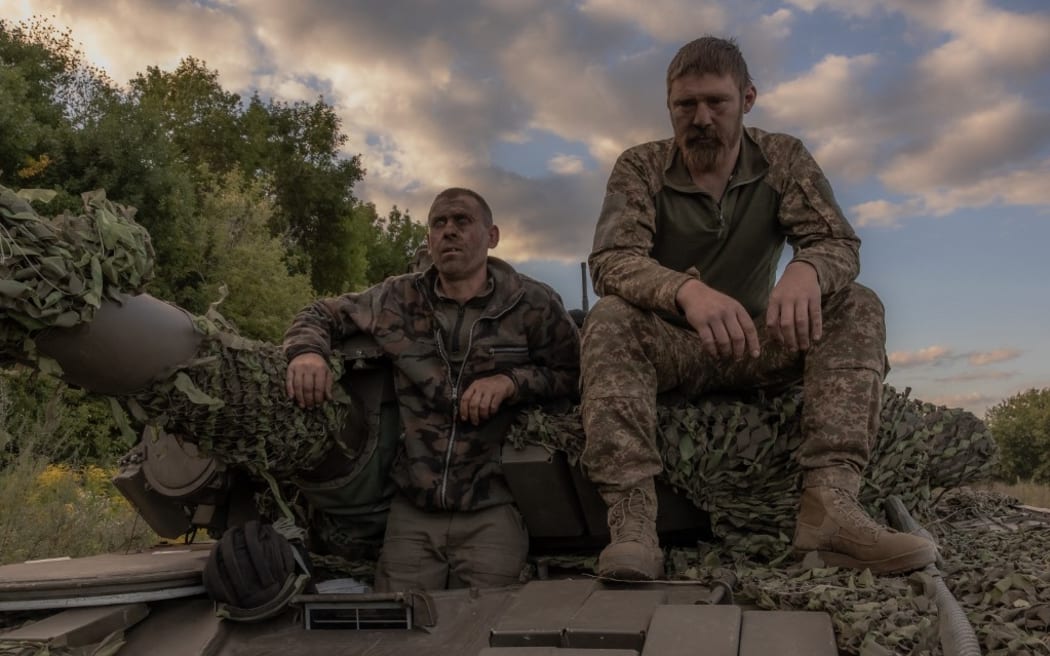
[283,257,580,512]
[590,126,861,316]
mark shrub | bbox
[986,387,1050,483]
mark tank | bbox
[2,186,1046,655]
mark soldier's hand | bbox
[286,352,333,409]
[676,279,760,360]
[766,261,822,352]
[459,374,515,426]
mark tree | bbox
[0,17,112,197]
[195,169,315,342]
[356,203,428,283]
[986,388,1050,483]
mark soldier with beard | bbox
[581,37,936,580]
[284,187,580,591]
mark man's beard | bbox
[680,114,743,173]
[680,135,722,173]
[682,131,723,173]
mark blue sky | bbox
[4,0,1049,417]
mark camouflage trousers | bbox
[580,283,887,496]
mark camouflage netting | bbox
[0,186,154,363]
[509,385,999,560]
[661,488,1050,656]
[121,312,353,479]
[0,186,353,480]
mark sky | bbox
[4,0,1049,418]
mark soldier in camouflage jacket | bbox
[284,187,579,591]
[581,37,936,580]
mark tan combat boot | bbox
[597,480,664,580]
[794,486,936,574]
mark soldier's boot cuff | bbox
[596,479,662,580]
[803,467,862,497]
[793,486,936,575]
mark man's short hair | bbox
[666,36,754,98]
[432,187,493,226]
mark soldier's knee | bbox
[847,283,885,317]
[582,295,646,340]
[826,283,886,327]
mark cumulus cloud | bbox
[968,349,1022,366]
[911,1,1050,83]
[579,0,727,43]
[758,9,794,39]
[785,0,882,17]
[548,154,585,175]
[880,100,1050,193]
[853,159,1050,226]
[888,345,954,368]
[888,346,1022,370]
[6,0,262,89]
[933,371,1017,383]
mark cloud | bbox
[968,349,1022,367]
[758,9,794,39]
[852,160,1050,226]
[6,0,263,89]
[888,345,954,368]
[548,154,585,175]
[911,1,1050,83]
[784,0,882,17]
[880,100,1050,192]
[888,345,1022,370]
[926,391,1001,414]
[759,54,881,179]
[933,371,1017,383]
[579,0,728,43]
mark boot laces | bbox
[828,487,881,539]
[608,487,655,542]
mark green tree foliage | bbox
[195,169,315,342]
[0,368,124,466]
[0,18,388,304]
[355,203,428,282]
[987,387,1050,483]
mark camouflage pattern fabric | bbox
[582,281,886,498]
[0,186,154,365]
[509,384,998,561]
[123,310,352,479]
[588,128,860,316]
[284,257,580,512]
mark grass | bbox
[0,461,157,564]
[981,480,1050,509]
[0,370,157,565]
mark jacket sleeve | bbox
[282,291,376,361]
[588,146,697,315]
[503,287,581,403]
[777,140,861,296]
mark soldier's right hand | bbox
[286,352,333,409]
[676,279,761,361]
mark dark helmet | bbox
[202,520,313,622]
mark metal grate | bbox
[303,601,412,630]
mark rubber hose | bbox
[884,496,982,656]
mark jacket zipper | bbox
[434,286,526,510]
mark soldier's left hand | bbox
[766,261,822,351]
[460,374,516,425]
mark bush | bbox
[0,369,155,564]
[1,367,126,466]
[0,461,156,564]
[986,387,1050,483]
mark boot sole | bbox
[797,545,936,575]
[596,564,662,581]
